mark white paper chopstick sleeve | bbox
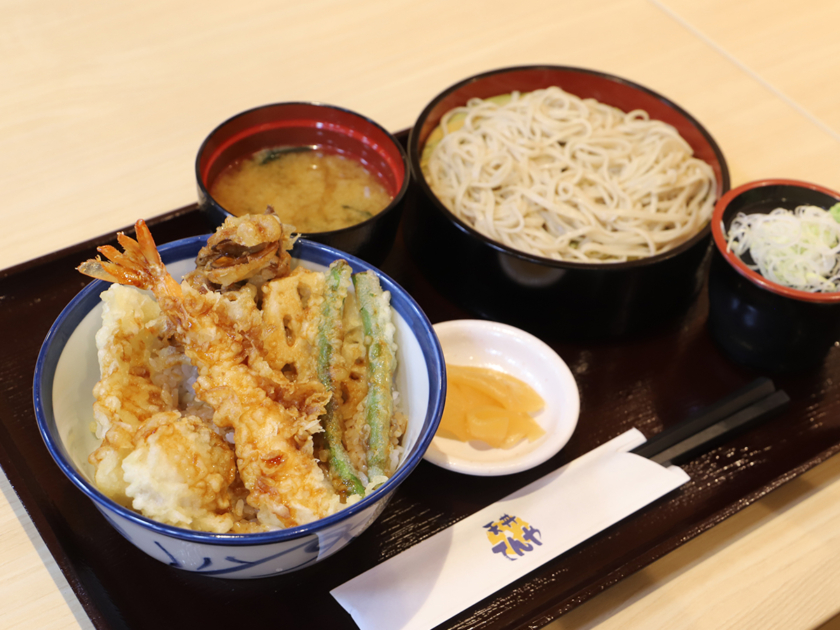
[331,428,689,630]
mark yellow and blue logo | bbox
[484,514,543,561]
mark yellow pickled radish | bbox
[466,406,510,445]
[447,364,544,413]
[437,382,471,441]
[438,364,546,449]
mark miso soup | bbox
[210,147,393,233]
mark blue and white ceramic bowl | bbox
[33,235,445,579]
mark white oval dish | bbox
[424,320,580,475]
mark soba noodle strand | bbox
[423,87,717,262]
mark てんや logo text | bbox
[484,514,543,561]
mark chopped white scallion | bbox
[726,204,840,293]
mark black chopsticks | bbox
[630,377,790,467]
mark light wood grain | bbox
[654,0,840,140]
[3,0,840,628]
[547,452,840,630]
[3,0,840,271]
[0,473,94,630]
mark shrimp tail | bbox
[77,220,187,322]
[75,257,122,284]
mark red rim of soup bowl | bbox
[711,178,840,305]
[196,101,409,235]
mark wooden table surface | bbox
[2,1,840,628]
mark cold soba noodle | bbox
[421,87,717,262]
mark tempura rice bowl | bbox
[33,235,445,578]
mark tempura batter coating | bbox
[122,411,237,533]
[89,285,193,505]
[79,212,406,533]
[81,215,341,528]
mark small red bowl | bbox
[196,102,409,266]
[708,178,840,371]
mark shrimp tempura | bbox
[79,214,342,528]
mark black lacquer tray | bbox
[3,133,840,630]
